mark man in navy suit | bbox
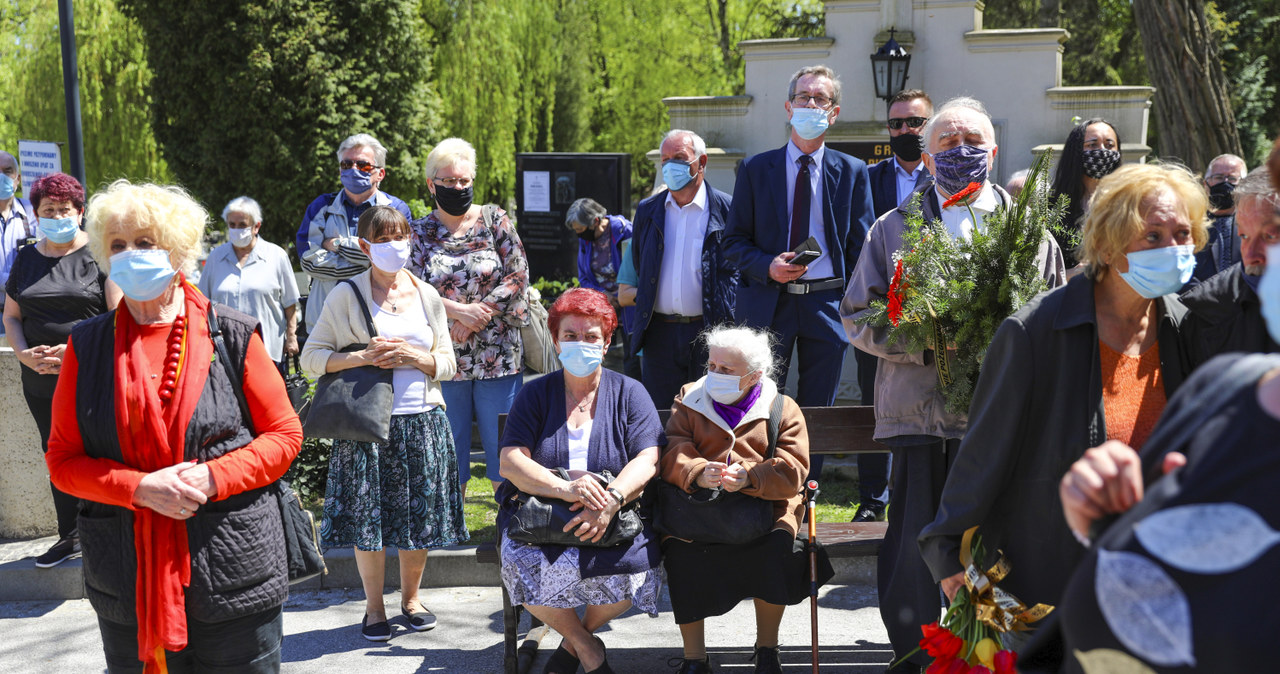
[854,89,934,523]
[627,129,738,410]
[723,65,874,482]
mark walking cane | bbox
[806,479,821,673]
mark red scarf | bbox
[113,278,213,672]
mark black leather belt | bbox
[783,278,843,294]
[654,313,704,323]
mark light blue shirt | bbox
[785,141,834,279]
[892,156,925,210]
[199,238,301,361]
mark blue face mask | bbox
[790,106,831,141]
[558,341,604,377]
[662,160,696,192]
[0,174,14,200]
[340,168,374,195]
[1258,244,1280,344]
[39,216,79,244]
[1118,244,1196,298]
[109,249,177,301]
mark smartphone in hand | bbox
[790,236,821,267]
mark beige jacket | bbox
[300,270,456,409]
[660,377,809,537]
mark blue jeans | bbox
[97,606,283,673]
[442,372,523,483]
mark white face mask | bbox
[363,238,411,273]
[705,371,752,404]
[228,226,255,248]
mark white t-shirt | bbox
[566,418,592,472]
[372,299,436,415]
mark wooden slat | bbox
[815,522,888,558]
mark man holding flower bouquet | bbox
[840,97,1065,671]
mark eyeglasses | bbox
[887,116,929,130]
[433,176,474,189]
[790,94,834,109]
[339,159,380,172]
[1206,173,1242,186]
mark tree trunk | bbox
[1132,0,1242,169]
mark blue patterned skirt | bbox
[321,408,469,551]
[499,533,664,617]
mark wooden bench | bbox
[481,405,888,673]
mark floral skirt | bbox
[321,408,469,551]
[499,533,664,617]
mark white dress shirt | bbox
[785,141,835,279]
[939,181,1000,242]
[654,181,709,316]
[198,239,301,361]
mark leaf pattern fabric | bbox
[1094,549,1195,667]
[410,206,530,381]
[1135,502,1280,575]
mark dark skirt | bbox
[662,529,835,624]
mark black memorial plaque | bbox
[515,153,631,283]
[828,140,893,166]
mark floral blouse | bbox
[410,205,530,381]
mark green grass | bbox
[461,461,869,545]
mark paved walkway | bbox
[1,584,894,673]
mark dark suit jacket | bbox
[723,144,873,331]
[627,183,738,356]
[867,157,929,218]
[1179,263,1278,370]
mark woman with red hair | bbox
[496,288,663,674]
[4,172,121,568]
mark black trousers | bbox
[640,318,706,412]
[23,389,78,539]
[98,605,283,673]
[853,348,888,506]
[877,437,958,666]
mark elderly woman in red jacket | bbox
[45,180,302,673]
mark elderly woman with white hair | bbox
[659,325,833,674]
[45,180,303,672]
[410,137,529,495]
[199,196,301,368]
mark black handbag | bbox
[283,354,309,413]
[300,279,394,444]
[653,394,785,545]
[209,304,327,584]
[506,468,643,548]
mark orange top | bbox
[1099,339,1166,450]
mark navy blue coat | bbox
[627,183,738,356]
[867,157,929,218]
[723,145,873,331]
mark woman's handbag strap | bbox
[342,278,378,339]
[764,393,784,459]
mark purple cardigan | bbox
[497,368,664,577]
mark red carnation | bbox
[888,259,908,326]
[942,181,982,208]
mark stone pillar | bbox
[0,348,56,539]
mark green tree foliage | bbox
[1208,0,1280,167]
[0,0,169,193]
[118,0,440,247]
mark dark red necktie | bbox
[789,154,812,250]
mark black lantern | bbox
[870,29,911,101]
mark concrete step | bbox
[1,535,874,602]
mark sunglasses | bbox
[339,159,380,172]
[887,116,928,130]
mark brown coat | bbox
[660,377,810,537]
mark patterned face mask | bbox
[1081,148,1122,179]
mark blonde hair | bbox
[1079,163,1210,280]
[86,179,207,275]
[424,137,477,182]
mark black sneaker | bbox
[361,614,392,642]
[851,503,886,523]
[667,656,714,673]
[751,646,782,674]
[34,536,80,568]
[400,602,437,631]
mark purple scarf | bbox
[712,383,763,429]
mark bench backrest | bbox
[496,405,884,456]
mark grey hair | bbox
[662,129,707,159]
[704,325,776,380]
[788,64,842,106]
[336,133,388,167]
[1234,167,1276,202]
[565,198,607,230]
[1204,153,1246,179]
[921,96,994,153]
[221,196,262,224]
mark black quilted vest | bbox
[70,305,288,625]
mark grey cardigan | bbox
[917,274,1191,610]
